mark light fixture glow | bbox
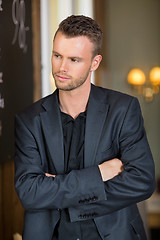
[127,68,146,85]
[149,67,160,86]
[127,67,160,102]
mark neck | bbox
[59,83,91,119]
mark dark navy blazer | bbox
[14,84,155,240]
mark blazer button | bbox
[137,234,141,240]
[92,196,98,201]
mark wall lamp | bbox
[127,67,160,102]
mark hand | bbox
[98,158,123,182]
[45,173,56,178]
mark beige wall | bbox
[102,0,160,178]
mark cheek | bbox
[52,59,59,71]
[74,63,89,74]
[71,67,83,78]
[79,64,91,76]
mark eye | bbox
[71,58,79,63]
[53,53,61,59]
[55,54,61,58]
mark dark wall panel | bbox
[0,0,34,163]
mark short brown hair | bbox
[54,15,103,57]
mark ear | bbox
[91,55,102,71]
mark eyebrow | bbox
[52,51,61,56]
[52,51,84,61]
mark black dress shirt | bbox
[53,111,101,240]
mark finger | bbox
[45,173,56,177]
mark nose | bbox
[59,59,68,72]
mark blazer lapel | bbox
[84,85,109,168]
[40,91,64,174]
[39,85,109,172]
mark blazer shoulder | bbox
[16,93,55,121]
[107,88,134,103]
[93,84,136,105]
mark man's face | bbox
[51,32,95,91]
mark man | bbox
[14,15,155,240]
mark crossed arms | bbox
[46,158,123,182]
[14,97,155,221]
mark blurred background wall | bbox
[104,0,160,180]
[0,0,159,239]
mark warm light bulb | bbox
[149,67,160,85]
[127,68,146,85]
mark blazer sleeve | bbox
[68,97,156,222]
[14,114,106,210]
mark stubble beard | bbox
[52,68,91,91]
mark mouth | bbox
[56,74,70,81]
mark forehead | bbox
[53,32,93,57]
